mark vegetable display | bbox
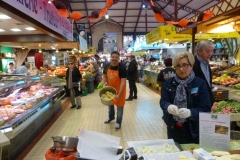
[212,101,240,114]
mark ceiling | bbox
[0,0,223,37]
[0,12,43,35]
[69,0,221,34]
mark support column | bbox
[192,27,197,54]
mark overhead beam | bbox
[83,0,92,33]
[154,1,172,19]
[156,0,200,14]
[70,0,143,2]
[182,0,215,19]
[122,1,129,33]
[134,3,143,33]
[163,0,173,9]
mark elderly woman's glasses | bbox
[68,63,73,65]
[175,64,190,70]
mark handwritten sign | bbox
[3,0,73,40]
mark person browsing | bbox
[66,61,82,109]
[12,62,30,75]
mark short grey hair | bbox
[173,52,195,67]
[25,62,30,67]
[196,40,215,52]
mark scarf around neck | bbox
[173,70,195,123]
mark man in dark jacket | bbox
[157,58,175,95]
[126,55,138,101]
[193,40,215,105]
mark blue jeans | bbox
[108,105,124,125]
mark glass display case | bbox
[0,74,65,160]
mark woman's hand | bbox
[167,105,179,115]
[178,108,191,118]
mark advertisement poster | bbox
[103,33,117,54]
[199,113,230,151]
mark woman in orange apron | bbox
[98,51,127,130]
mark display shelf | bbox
[213,84,240,121]
[0,75,65,160]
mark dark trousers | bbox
[128,80,137,98]
[167,122,199,144]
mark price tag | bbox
[212,87,218,91]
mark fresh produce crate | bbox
[212,89,229,101]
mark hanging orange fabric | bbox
[107,65,126,106]
[150,0,154,6]
[106,0,113,8]
[70,12,83,21]
[99,7,108,19]
[154,13,165,22]
[202,10,213,21]
[58,9,69,17]
[178,19,189,27]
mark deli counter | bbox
[0,75,65,160]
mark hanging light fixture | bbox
[48,0,51,4]
[105,13,109,19]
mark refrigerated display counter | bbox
[0,75,65,160]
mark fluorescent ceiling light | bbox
[11,28,21,32]
[0,15,11,19]
[0,29,5,32]
[164,39,168,40]
[25,27,36,31]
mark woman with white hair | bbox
[160,52,211,144]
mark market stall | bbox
[0,74,65,160]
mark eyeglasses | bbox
[68,63,73,65]
[175,64,190,70]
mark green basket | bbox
[81,88,88,96]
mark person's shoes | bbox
[77,106,81,109]
[104,118,115,123]
[115,123,121,130]
[133,96,137,99]
[70,105,76,109]
[125,98,133,101]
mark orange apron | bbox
[107,65,126,106]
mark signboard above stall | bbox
[146,26,239,44]
[3,0,73,41]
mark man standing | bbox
[126,55,138,101]
[157,58,175,95]
[93,54,100,88]
[97,51,127,130]
[193,40,215,105]
[102,56,109,68]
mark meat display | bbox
[0,83,58,126]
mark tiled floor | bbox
[23,82,167,160]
